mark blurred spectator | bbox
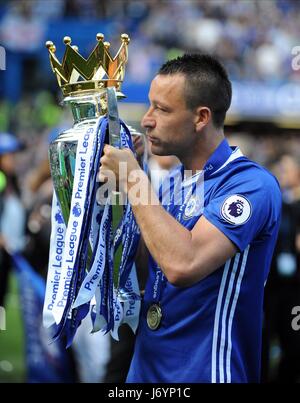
[0,1,44,53]
[23,157,52,276]
[71,315,111,383]
[1,0,300,97]
[262,154,300,383]
[0,132,25,307]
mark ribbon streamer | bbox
[43,117,141,344]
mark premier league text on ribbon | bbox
[75,129,93,200]
[56,128,93,311]
[47,226,64,311]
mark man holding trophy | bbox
[44,33,281,383]
[99,54,281,383]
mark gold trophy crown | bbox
[45,33,130,96]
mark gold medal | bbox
[147,304,162,330]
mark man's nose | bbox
[141,108,156,129]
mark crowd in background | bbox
[1,0,300,85]
[1,0,300,383]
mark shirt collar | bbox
[203,138,233,179]
[181,138,236,186]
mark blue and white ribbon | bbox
[44,117,141,344]
[72,200,110,309]
[52,120,99,325]
[43,193,66,327]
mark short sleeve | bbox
[203,170,281,252]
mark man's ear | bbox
[194,107,211,132]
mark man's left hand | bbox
[98,144,140,192]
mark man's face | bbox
[141,73,197,158]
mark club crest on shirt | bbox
[221,195,251,225]
[183,195,203,219]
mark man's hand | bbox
[98,145,141,192]
[132,134,145,166]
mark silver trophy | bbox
[46,33,130,282]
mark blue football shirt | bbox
[126,139,281,383]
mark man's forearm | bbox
[127,170,193,284]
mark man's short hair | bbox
[158,54,232,128]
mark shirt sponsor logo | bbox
[221,195,251,225]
